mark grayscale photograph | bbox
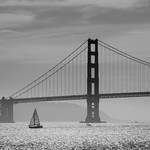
[0,0,150,149]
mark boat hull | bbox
[29,125,43,129]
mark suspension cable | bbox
[10,40,87,97]
[98,40,150,67]
[14,47,88,98]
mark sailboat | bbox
[29,108,43,128]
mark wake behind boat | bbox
[29,108,43,128]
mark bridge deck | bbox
[5,92,150,104]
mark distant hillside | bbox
[14,102,120,122]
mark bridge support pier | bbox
[0,98,14,123]
[85,38,101,123]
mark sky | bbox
[1,0,150,122]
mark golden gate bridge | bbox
[1,38,150,123]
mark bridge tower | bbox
[0,97,14,123]
[85,38,101,123]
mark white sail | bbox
[29,108,41,127]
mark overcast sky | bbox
[1,0,150,122]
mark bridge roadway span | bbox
[5,92,150,104]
